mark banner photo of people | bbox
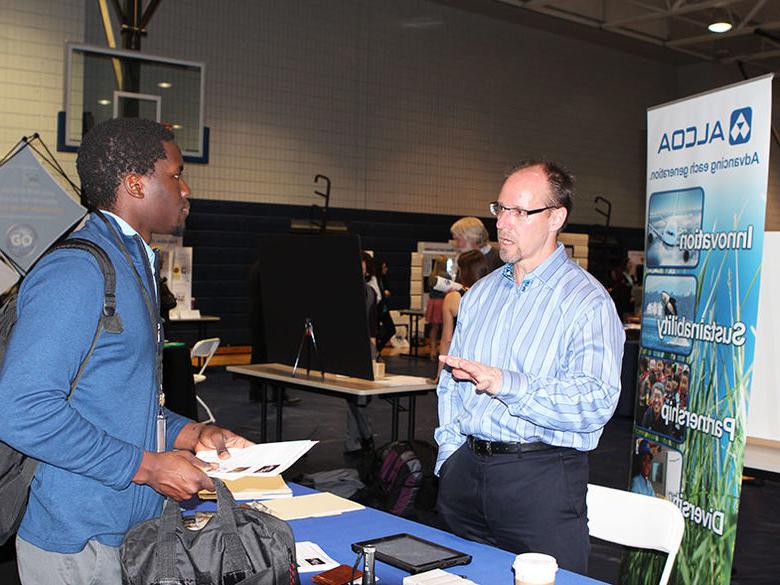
[622,75,772,585]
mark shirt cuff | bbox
[434,443,460,476]
[165,409,193,451]
[495,368,530,406]
[115,444,144,490]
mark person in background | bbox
[606,254,635,322]
[0,118,252,584]
[436,250,490,381]
[450,216,503,272]
[435,160,624,573]
[159,276,177,321]
[374,257,396,352]
[378,258,392,299]
[424,255,449,361]
[363,252,381,308]
[344,252,379,454]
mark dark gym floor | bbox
[1,355,777,584]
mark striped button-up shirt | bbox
[434,243,625,474]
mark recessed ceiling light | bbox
[97,99,111,106]
[401,17,443,29]
[708,21,732,33]
[172,124,182,130]
[157,81,172,89]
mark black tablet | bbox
[351,533,472,574]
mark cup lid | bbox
[513,553,558,582]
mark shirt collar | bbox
[501,243,569,290]
[100,210,156,272]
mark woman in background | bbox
[374,258,396,352]
[436,250,490,379]
[424,255,450,361]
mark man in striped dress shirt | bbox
[435,160,625,573]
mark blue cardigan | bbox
[0,214,191,552]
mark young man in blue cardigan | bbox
[0,118,252,584]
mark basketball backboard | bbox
[59,43,208,162]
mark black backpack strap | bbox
[47,238,124,398]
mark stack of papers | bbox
[249,492,364,521]
[197,440,317,480]
[199,475,292,501]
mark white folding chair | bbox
[587,483,685,585]
[190,337,220,424]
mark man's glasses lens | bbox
[489,201,557,219]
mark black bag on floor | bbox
[120,479,300,585]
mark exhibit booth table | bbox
[187,483,606,585]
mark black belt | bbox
[467,435,561,456]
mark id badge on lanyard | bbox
[155,321,166,452]
[156,408,167,452]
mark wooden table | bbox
[226,363,436,443]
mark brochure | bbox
[197,440,317,480]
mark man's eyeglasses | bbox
[488,201,557,220]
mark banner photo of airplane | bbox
[646,187,703,269]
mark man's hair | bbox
[450,217,489,247]
[77,118,175,210]
[506,159,575,227]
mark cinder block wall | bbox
[0,0,84,180]
[4,1,778,229]
[88,0,676,228]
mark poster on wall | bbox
[151,234,197,319]
[623,74,772,585]
[0,146,85,273]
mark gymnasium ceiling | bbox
[434,0,780,73]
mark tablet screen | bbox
[352,533,471,573]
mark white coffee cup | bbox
[513,553,558,585]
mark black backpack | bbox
[356,440,439,518]
[0,238,121,544]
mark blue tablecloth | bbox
[186,484,605,585]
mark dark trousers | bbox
[437,442,590,573]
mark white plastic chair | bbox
[190,337,220,424]
[587,483,685,585]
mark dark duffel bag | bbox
[120,479,300,585]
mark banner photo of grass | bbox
[622,75,773,585]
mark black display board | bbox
[255,233,374,380]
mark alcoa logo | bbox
[657,107,752,153]
[729,108,751,145]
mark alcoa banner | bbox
[623,75,772,585]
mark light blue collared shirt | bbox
[100,210,157,295]
[434,243,625,474]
